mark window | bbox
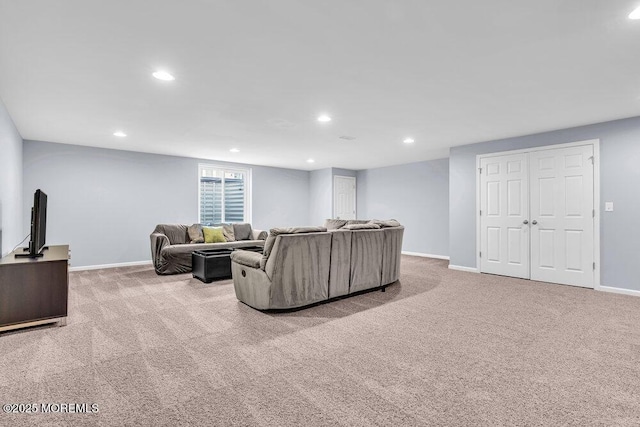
[199,164,250,225]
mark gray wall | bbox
[309,168,332,226]
[0,98,23,257]
[23,140,310,267]
[449,116,640,291]
[357,158,449,257]
[308,167,359,226]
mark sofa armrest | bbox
[252,229,268,240]
[150,232,170,267]
[230,250,263,269]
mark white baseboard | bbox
[448,264,480,273]
[401,251,449,260]
[598,285,640,298]
[69,260,152,272]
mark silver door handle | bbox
[523,220,529,225]
[532,220,538,225]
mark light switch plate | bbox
[605,202,614,212]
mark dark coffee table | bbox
[192,246,263,283]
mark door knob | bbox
[532,220,538,225]
[523,220,529,225]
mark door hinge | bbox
[592,209,595,218]
[593,262,596,270]
[479,210,482,216]
[589,156,594,165]
[478,167,482,174]
[479,251,482,258]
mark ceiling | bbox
[1,1,639,171]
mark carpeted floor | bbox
[1,255,640,426]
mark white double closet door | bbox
[479,144,594,288]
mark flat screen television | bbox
[16,189,48,258]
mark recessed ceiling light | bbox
[403,138,415,144]
[113,131,127,137]
[630,6,640,19]
[317,114,331,123]
[152,70,175,81]
[230,148,240,153]
[307,158,315,163]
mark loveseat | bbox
[230,220,404,310]
[150,223,267,275]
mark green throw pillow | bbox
[203,227,226,243]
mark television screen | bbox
[16,189,47,258]
[32,189,47,254]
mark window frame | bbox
[197,163,252,225]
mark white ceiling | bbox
[1,1,639,171]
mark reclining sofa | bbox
[230,220,404,310]
[151,223,266,275]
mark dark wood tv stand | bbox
[0,245,70,333]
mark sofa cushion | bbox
[162,240,265,256]
[328,229,352,298]
[343,223,381,230]
[263,231,332,308]
[188,224,205,243]
[263,226,328,259]
[324,219,348,230]
[222,223,235,242]
[158,240,262,274]
[381,226,404,285]
[154,224,189,245]
[350,228,384,292]
[203,227,226,243]
[346,219,370,225]
[230,250,262,269]
[369,219,402,228]
[233,223,253,241]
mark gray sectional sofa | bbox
[230,220,404,310]
[151,223,267,275]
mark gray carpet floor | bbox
[1,255,640,426]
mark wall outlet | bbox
[605,202,614,212]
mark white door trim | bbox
[475,139,600,289]
[592,140,601,290]
[476,139,600,158]
[333,175,357,219]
